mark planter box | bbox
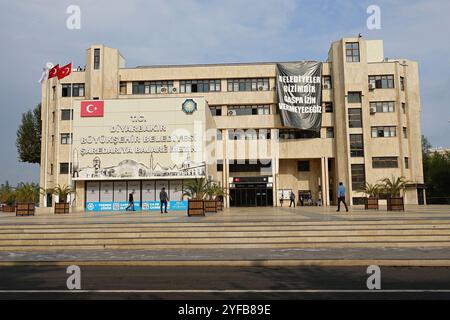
[387,197,405,212]
[204,200,217,213]
[216,201,224,211]
[16,203,35,216]
[365,197,379,210]
[3,205,16,213]
[187,199,205,216]
[55,202,70,214]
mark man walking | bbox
[160,187,169,214]
[336,182,349,212]
[289,191,296,208]
[126,192,135,211]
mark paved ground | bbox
[1,205,449,225]
[1,266,450,300]
[0,205,450,265]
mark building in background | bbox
[39,37,425,211]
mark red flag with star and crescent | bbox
[48,64,59,79]
[57,63,72,80]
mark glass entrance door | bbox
[230,188,273,207]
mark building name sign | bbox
[78,115,198,156]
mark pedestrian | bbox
[279,192,284,207]
[336,182,349,212]
[126,192,135,211]
[160,187,169,214]
[289,191,296,208]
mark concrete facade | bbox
[39,37,425,211]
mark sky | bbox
[0,0,448,185]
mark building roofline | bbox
[123,60,326,70]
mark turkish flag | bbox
[57,62,72,80]
[81,101,104,117]
[48,64,59,79]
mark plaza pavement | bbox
[0,205,450,266]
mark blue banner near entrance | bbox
[86,201,188,212]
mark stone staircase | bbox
[1,219,450,251]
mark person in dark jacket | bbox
[160,187,169,214]
[126,192,135,211]
[289,191,296,208]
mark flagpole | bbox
[43,75,50,207]
[68,61,74,206]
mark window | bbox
[217,130,223,141]
[324,102,333,113]
[60,163,71,175]
[326,127,334,138]
[50,164,53,175]
[400,77,405,91]
[373,157,399,168]
[228,129,271,140]
[94,48,100,70]
[371,126,396,138]
[405,157,410,169]
[348,92,362,103]
[350,134,364,157]
[370,101,395,113]
[348,108,362,128]
[351,164,366,190]
[132,81,174,94]
[61,109,73,121]
[62,83,85,97]
[227,78,269,92]
[403,127,408,139]
[323,76,332,89]
[228,105,270,116]
[210,106,222,116]
[217,160,223,172]
[402,103,406,114]
[297,160,310,172]
[346,42,360,62]
[120,82,127,95]
[180,80,221,93]
[369,75,395,89]
[60,133,72,145]
[279,129,319,140]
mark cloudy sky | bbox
[0,0,448,185]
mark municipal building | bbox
[39,37,425,212]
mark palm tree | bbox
[379,176,410,198]
[206,182,229,200]
[44,185,75,203]
[183,178,211,200]
[358,182,381,198]
[15,182,39,204]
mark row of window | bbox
[59,73,403,98]
[210,105,271,117]
[210,101,405,118]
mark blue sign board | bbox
[86,201,188,212]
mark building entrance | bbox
[229,177,273,207]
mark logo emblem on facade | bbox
[182,99,197,114]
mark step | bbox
[0,228,449,240]
[2,241,450,251]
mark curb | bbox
[1,259,450,267]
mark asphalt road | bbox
[1,266,450,300]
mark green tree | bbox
[15,182,40,204]
[16,104,41,164]
[425,152,450,204]
[0,181,16,206]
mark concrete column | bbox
[324,157,330,206]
